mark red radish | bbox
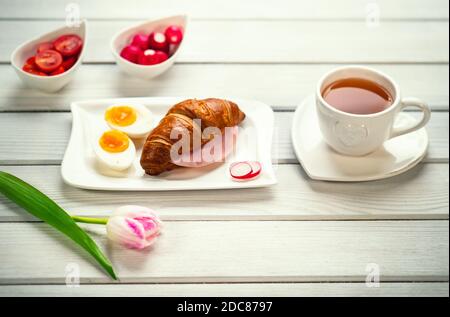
[138,49,160,65]
[155,50,168,63]
[53,34,83,57]
[168,44,179,56]
[130,34,149,50]
[164,25,183,45]
[35,49,63,73]
[120,45,142,63]
[36,42,54,53]
[230,161,262,181]
[61,56,77,70]
[148,32,168,52]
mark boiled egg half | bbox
[105,104,153,138]
[94,130,136,171]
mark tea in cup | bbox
[316,66,431,156]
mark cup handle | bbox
[390,97,431,139]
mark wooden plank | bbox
[0,0,448,20]
[1,64,448,111]
[0,164,447,221]
[1,20,448,63]
[0,221,447,284]
[0,111,447,165]
[0,283,448,297]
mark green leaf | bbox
[0,171,117,280]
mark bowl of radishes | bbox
[11,20,87,93]
[111,15,187,79]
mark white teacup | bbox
[316,66,431,156]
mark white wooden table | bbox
[0,0,448,297]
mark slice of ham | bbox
[172,126,238,168]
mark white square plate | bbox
[62,97,277,191]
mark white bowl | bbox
[11,20,87,93]
[111,15,188,79]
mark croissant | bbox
[140,98,246,175]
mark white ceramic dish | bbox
[291,95,429,182]
[111,15,188,79]
[11,20,87,93]
[62,97,277,191]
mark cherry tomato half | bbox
[50,66,65,76]
[35,49,63,73]
[61,56,77,70]
[36,42,54,53]
[53,34,83,57]
[22,64,47,76]
[25,56,36,67]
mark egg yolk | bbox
[105,106,137,127]
[99,130,130,153]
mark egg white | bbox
[105,103,153,139]
[93,133,136,171]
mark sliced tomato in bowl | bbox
[35,49,63,73]
[53,34,83,57]
[25,56,36,67]
[36,42,54,53]
[50,66,66,76]
[22,64,47,76]
[61,56,77,70]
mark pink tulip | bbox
[106,205,162,249]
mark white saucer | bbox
[291,95,429,182]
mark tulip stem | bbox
[72,216,108,225]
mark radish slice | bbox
[247,161,262,178]
[229,162,253,179]
[230,161,262,181]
